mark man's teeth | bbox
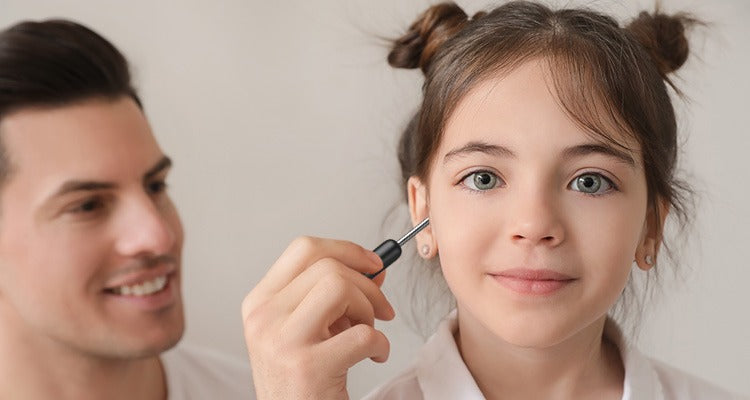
[112,276,168,296]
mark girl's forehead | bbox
[438,59,642,161]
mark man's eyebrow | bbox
[52,181,117,198]
[443,141,516,164]
[562,143,635,167]
[49,156,172,199]
[144,156,172,181]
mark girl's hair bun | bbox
[388,2,469,73]
[626,11,698,76]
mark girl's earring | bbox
[420,244,430,257]
[645,254,654,265]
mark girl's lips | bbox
[493,268,574,281]
[490,268,576,295]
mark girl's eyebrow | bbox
[443,141,636,167]
[443,141,515,164]
[562,144,635,167]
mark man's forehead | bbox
[3,96,147,138]
[0,98,165,188]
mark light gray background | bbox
[2,0,748,398]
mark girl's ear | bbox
[635,198,670,271]
[407,176,437,258]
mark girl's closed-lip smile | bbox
[490,268,577,295]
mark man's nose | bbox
[114,194,176,257]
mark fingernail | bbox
[368,251,383,268]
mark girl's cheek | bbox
[432,186,499,243]
[434,215,498,275]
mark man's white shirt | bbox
[162,344,254,399]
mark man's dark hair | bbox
[0,19,141,184]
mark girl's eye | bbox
[569,173,614,195]
[462,171,501,191]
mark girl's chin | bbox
[468,309,611,352]
[491,327,571,349]
[462,310,583,349]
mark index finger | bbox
[246,237,383,310]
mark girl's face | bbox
[409,59,663,347]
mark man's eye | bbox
[462,171,502,191]
[70,198,105,214]
[569,173,615,195]
[147,180,167,195]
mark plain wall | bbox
[1,0,748,397]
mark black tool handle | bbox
[365,239,401,279]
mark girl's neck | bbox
[455,308,624,400]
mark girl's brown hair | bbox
[388,0,698,333]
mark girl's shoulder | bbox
[645,357,747,400]
[609,319,745,399]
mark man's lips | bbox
[103,262,177,290]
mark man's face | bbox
[0,97,184,359]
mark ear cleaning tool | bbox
[365,218,430,279]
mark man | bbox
[0,19,252,399]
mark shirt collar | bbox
[604,318,664,400]
[415,310,485,399]
[415,310,664,400]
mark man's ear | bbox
[635,198,670,271]
[407,176,436,258]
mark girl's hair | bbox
[388,1,698,336]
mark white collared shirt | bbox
[161,343,255,399]
[363,311,746,399]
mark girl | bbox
[242,1,744,399]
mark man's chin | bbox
[95,305,186,360]
[128,330,183,359]
[97,324,184,361]
[128,311,185,358]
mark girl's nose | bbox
[506,186,565,248]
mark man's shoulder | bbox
[161,343,255,399]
